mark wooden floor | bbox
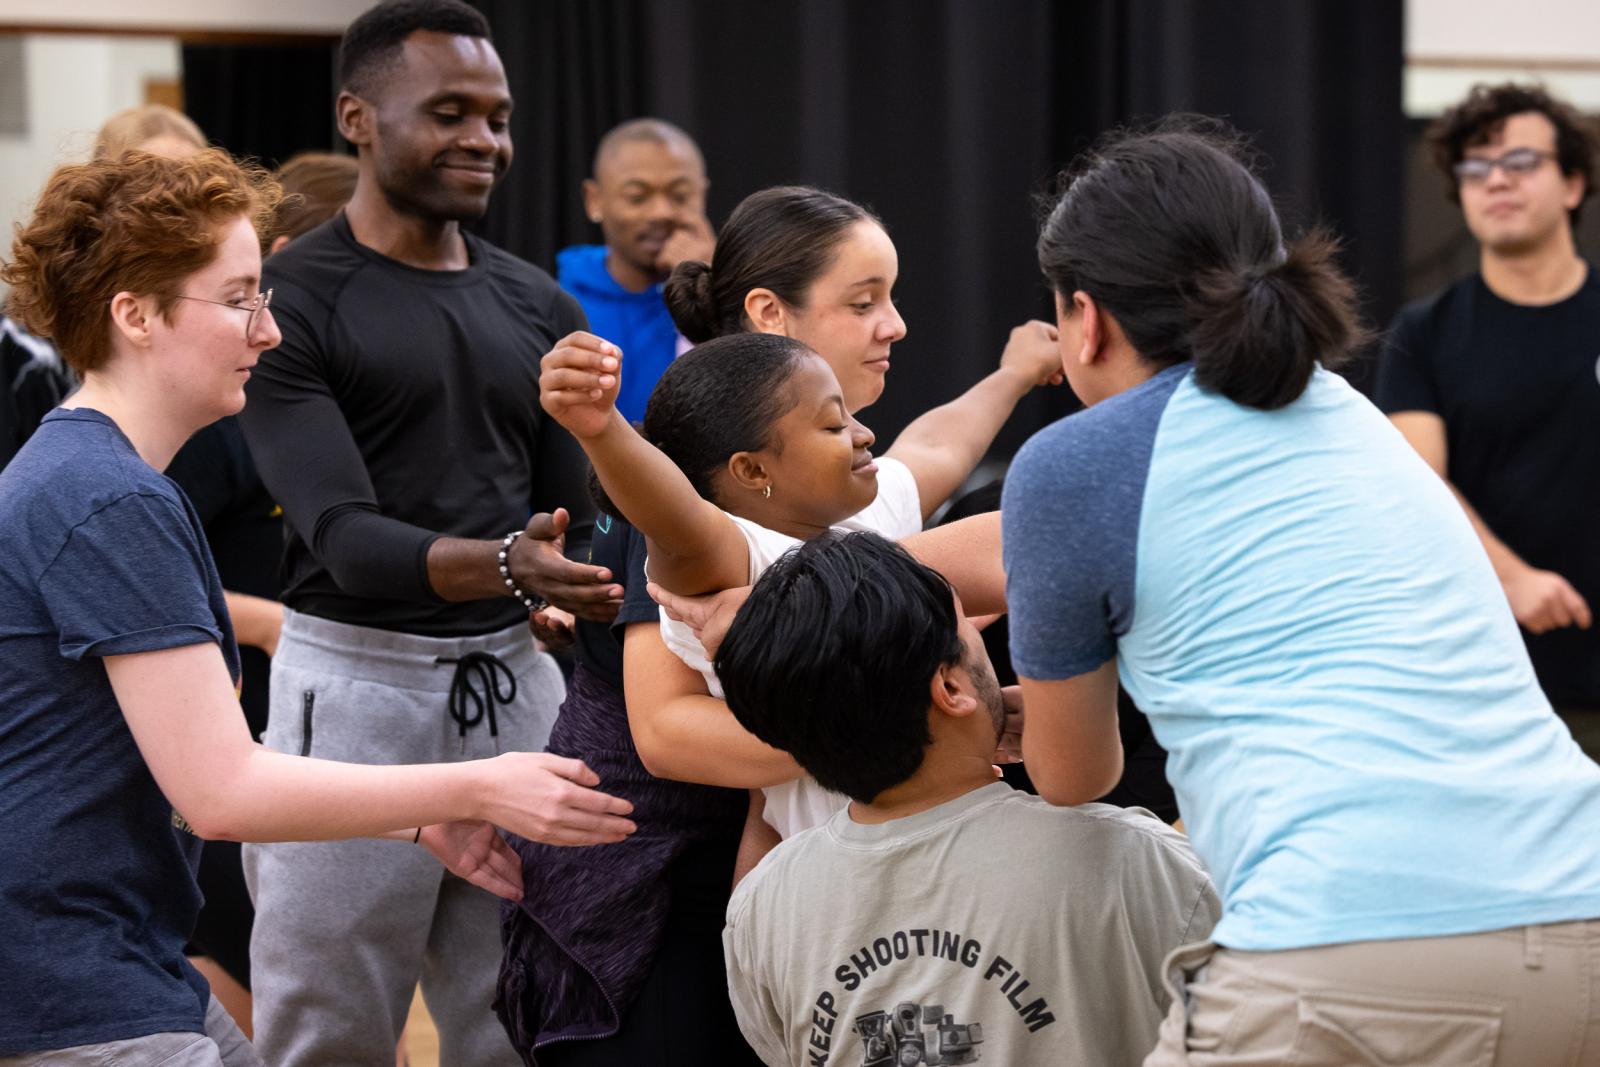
[404,988,441,1067]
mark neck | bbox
[63,371,196,471]
[1480,231,1586,305]
[847,744,1000,825]
[343,183,469,270]
[726,497,838,541]
[605,248,660,293]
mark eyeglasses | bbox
[174,289,273,340]
[1452,148,1556,184]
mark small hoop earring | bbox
[762,485,772,499]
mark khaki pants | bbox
[1143,920,1600,1066]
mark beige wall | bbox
[0,0,371,34]
[0,35,185,293]
[1406,0,1600,115]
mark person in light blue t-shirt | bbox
[557,118,714,421]
[1003,120,1600,1067]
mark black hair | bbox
[663,185,879,344]
[715,531,964,804]
[639,332,814,505]
[1429,82,1598,225]
[339,0,492,96]
[1036,117,1366,411]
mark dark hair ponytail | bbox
[663,185,879,343]
[1037,118,1366,410]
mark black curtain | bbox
[470,0,1403,448]
[185,2,1404,449]
[182,43,341,169]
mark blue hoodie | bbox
[556,245,682,422]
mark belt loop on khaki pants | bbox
[1524,923,1545,969]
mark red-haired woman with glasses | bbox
[0,149,635,1065]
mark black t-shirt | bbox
[240,214,593,637]
[573,513,658,688]
[1,315,74,473]
[1376,268,1600,706]
[165,415,280,737]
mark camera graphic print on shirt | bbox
[804,926,1056,1067]
[853,1001,983,1066]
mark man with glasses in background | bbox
[1378,83,1600,761]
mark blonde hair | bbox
[93,104,207,161]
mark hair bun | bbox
[1186,229,1364,410]
[664,259,719,344]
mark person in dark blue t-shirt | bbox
[557,118,715,421]
[0,149,633,1065]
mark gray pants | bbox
[0,997,258,1067]
[244,610,562,1067]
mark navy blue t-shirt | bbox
[0,408,239,1054]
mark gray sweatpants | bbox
[244,609,563,1067]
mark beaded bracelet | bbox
[498,530,542,612]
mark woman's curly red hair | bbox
[2,148,281,374]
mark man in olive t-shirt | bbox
[714,533,1218,1067]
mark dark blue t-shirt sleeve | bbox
[1002,436,1120,680]
[1001,368,1179,681]
[1375,303,1440,416]
[38,492,224,660]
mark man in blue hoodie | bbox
[557,118,714,421]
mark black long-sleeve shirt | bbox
[239,214,592,637]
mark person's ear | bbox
[108,291,156,349]
[1075,290,1105,368]
[336,91,372,147]
[726,451,771,495]
[1563,170,1585,214]
[581,178,603,225]
[268,234,291,256]
[929,663,979,720]
[743,288,789,336]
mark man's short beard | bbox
[966,651,1006,742]
[377,164,494,224]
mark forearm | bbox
[887,367,1033,515]
[623,622,802,787]
[224,591,283,654]
[902,513,1006,615]
[188,743,491,843]
[731,791,782,888]
[1447,482,1527,580]
[629,690,803,788]
[426,535,518,602]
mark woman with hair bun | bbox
[1004,121,1600,1065]
[627,184,1060,797]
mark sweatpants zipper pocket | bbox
[300,691,315,757]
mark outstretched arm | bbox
[107,641,637,847]
[886,321,1063,518]
[540,332,749,596]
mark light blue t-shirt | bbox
[1002,364,1600,950]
